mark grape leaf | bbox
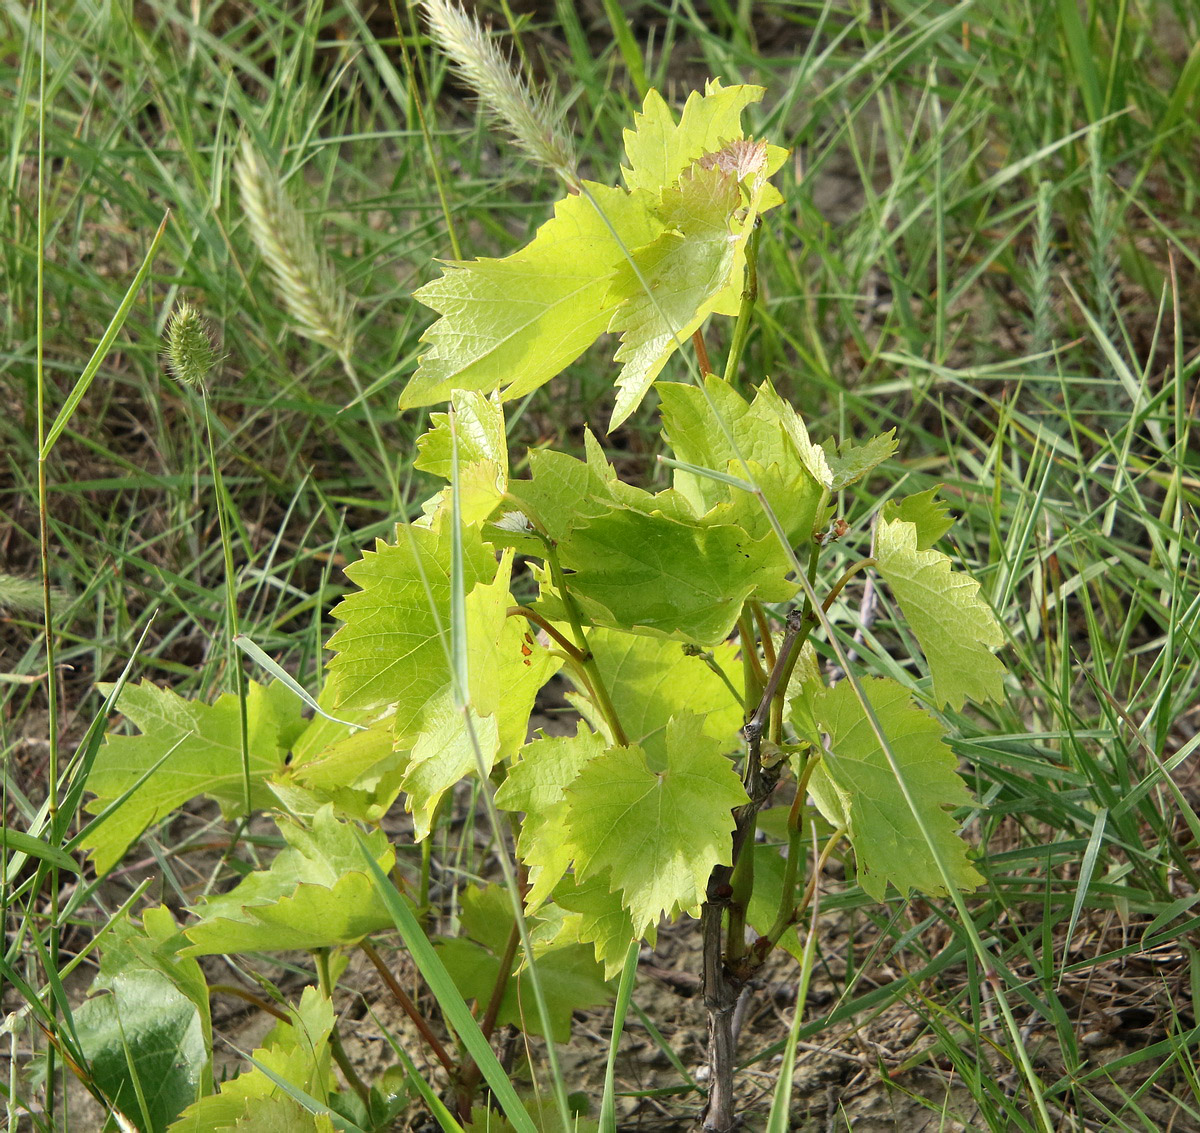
[182,808,397,954]
[658,376,833,545]
[874,516,1006,709]
[504,444,617,545]
[556,503,795,646]
[325,519,495,722]
[414,389,509,526]
[400,184,662,409]
[563,628,743,765]
[399,554,561,838]
[83,679,299,874]
[822,431,898,491]
[496,728,608,910]
[880,487,954,548]
[563,713,748,933]
[621,79,765,194]
[605,164,744,426]
[794,677,983,900]
[552,873,641,980]
[168,987,335,1131]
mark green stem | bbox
[722,218,761,387]
[737,611,766,720]
[507,605,586,663]
[821,557,877,614]
[203,391,252,824]
[315,948,372,1108]
[726,812,756,963]
[769,541,822,743]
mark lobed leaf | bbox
[556,506,795,646]
[401,184,661,410]
[874,516,1006,709]
[182,808,397,955]
[325,520,495,721]
[658,376,833,546]
[82,679,300,874]
[794,678,983,900]
[562,713,748,933]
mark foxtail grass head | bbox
[419,0,580,189]
[164,300,219,391]
[234,137,355,359]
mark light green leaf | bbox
[605,164,743,426]
[168,987,336,1131]
[496,728,608,911]
[504,443,618,545]
[874,517,1006,709]
[401,184,661,409]
[557,505,794,646]
[414,390,508,526]
[551,874,641,980]
[880,487,954,548]
[325,520,495,721]
[658,376,832,545]
[621,80,765,194]
[398,554,561,838]
[563,714,748,933]
[822,431,898,491]
[564,628,743,764]
[182,808,396,955]
[400,690,500,841]
[270,687,402,823]
[83,680,299,874]
[795,678,983,900]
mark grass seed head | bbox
[164,300,219,391]
[234,137,354,358]
[420,0,579,187]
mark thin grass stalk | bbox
[33,0,61,1118]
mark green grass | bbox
[3,0,1200,1129]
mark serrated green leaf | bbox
[822,431,898,491]
[496,728,608,911]
[551,874,641,980]
[563,714,747,933]
[605,164,743,426]
[557,505,794,646]
[435,886,610,1043]
[168,987,335,1131]
[325,521,495,721]
[77,907,212,1132]
[658,376,832,545]
[83,680,299,874]
[795,678,983,900]
[170,1094,337,1133]
[564,628,743,764]
[880,487,954,548]
[874,517,1006,709]
[183,809,396,954]
[398,555,561,838]
[621,80,765,194]
[401,184,661,410]
[414,390,508,526]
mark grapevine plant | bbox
[71,72,1007,1133]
